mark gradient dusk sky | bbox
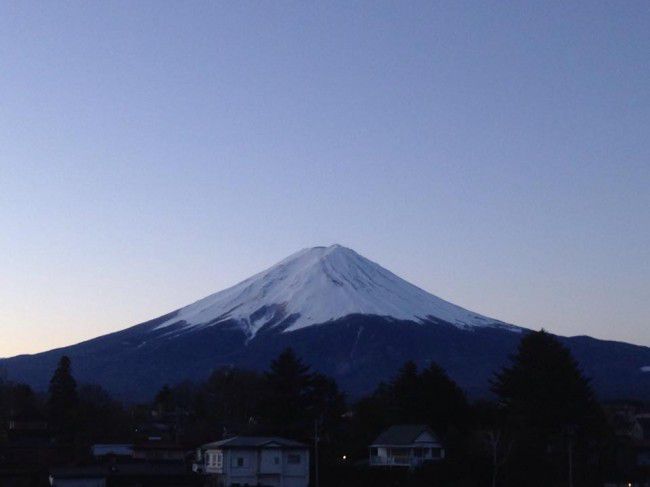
[1,1,649,357]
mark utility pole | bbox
[566,424,575,487]
[568,438,573,487]
[314,420,320,487]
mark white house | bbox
[369,424,444,468]
[196,436,310,487]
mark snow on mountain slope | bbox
[154,244,520,337]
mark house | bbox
[0,418,71,487]
[607,405,646,442]
[0,437,64,487]
[196,436,309,487]
[369,424,444,468]
[596,405,650,486]
[49,466,107,487]
[91,443,134,460]
[635,415,650,485]
[133,440,189,461]
[89,441,188,462]
[49,463,197,487]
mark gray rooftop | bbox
[202,436,307,449]
[51,463,188,479]
[371,424,438,446]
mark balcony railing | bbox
[369,455,425,467]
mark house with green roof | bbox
[369,424,444,468]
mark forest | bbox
[0,330,645,486]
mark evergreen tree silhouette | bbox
[155,384,175,414]
[492,330,605,487]
[420,362,469,434]
[264,348,312,436]
[47,355,78,442]
[389,361,421,422]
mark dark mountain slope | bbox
[3,314,649,402]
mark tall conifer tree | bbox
[47,355,78,441]
[264,348,312,435]
[492,330,605,487]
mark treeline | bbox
[345,330,614,486]
[0,357,131,445]
[0,330,625,486]
[152,348,347,454]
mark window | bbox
[235,457,245,467]
[274,457,280,465]
[206,453,216,466]
[288,454,301,464]
[370,447,378,456]
[431,448,442,458]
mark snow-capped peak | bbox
[154,244,518,336]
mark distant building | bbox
[636,414,650,481]
[7,417,49,434]
[49,463,194,487]
[195,436,310,487]
[91,443,134,460]
[89,441,188,462]
[369,424,444,468]
[604,404,650,486]
[0,414,66,486]
[132,440,188,462]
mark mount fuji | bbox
[3,245,650,401]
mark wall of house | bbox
[260,448,282,474]
[223,449,259,486]
[283,476,309,487]
[133,448,185,461]
[202,447,309,487]
[282,471,310,487]
[281,448,310,487]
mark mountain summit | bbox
[154,244,517,337]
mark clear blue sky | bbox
[1,1,649,357]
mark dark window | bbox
[431,448,442,458]
[370,447,378,456]
[288,454,301,464]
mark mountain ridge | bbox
[2,245,649,402]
